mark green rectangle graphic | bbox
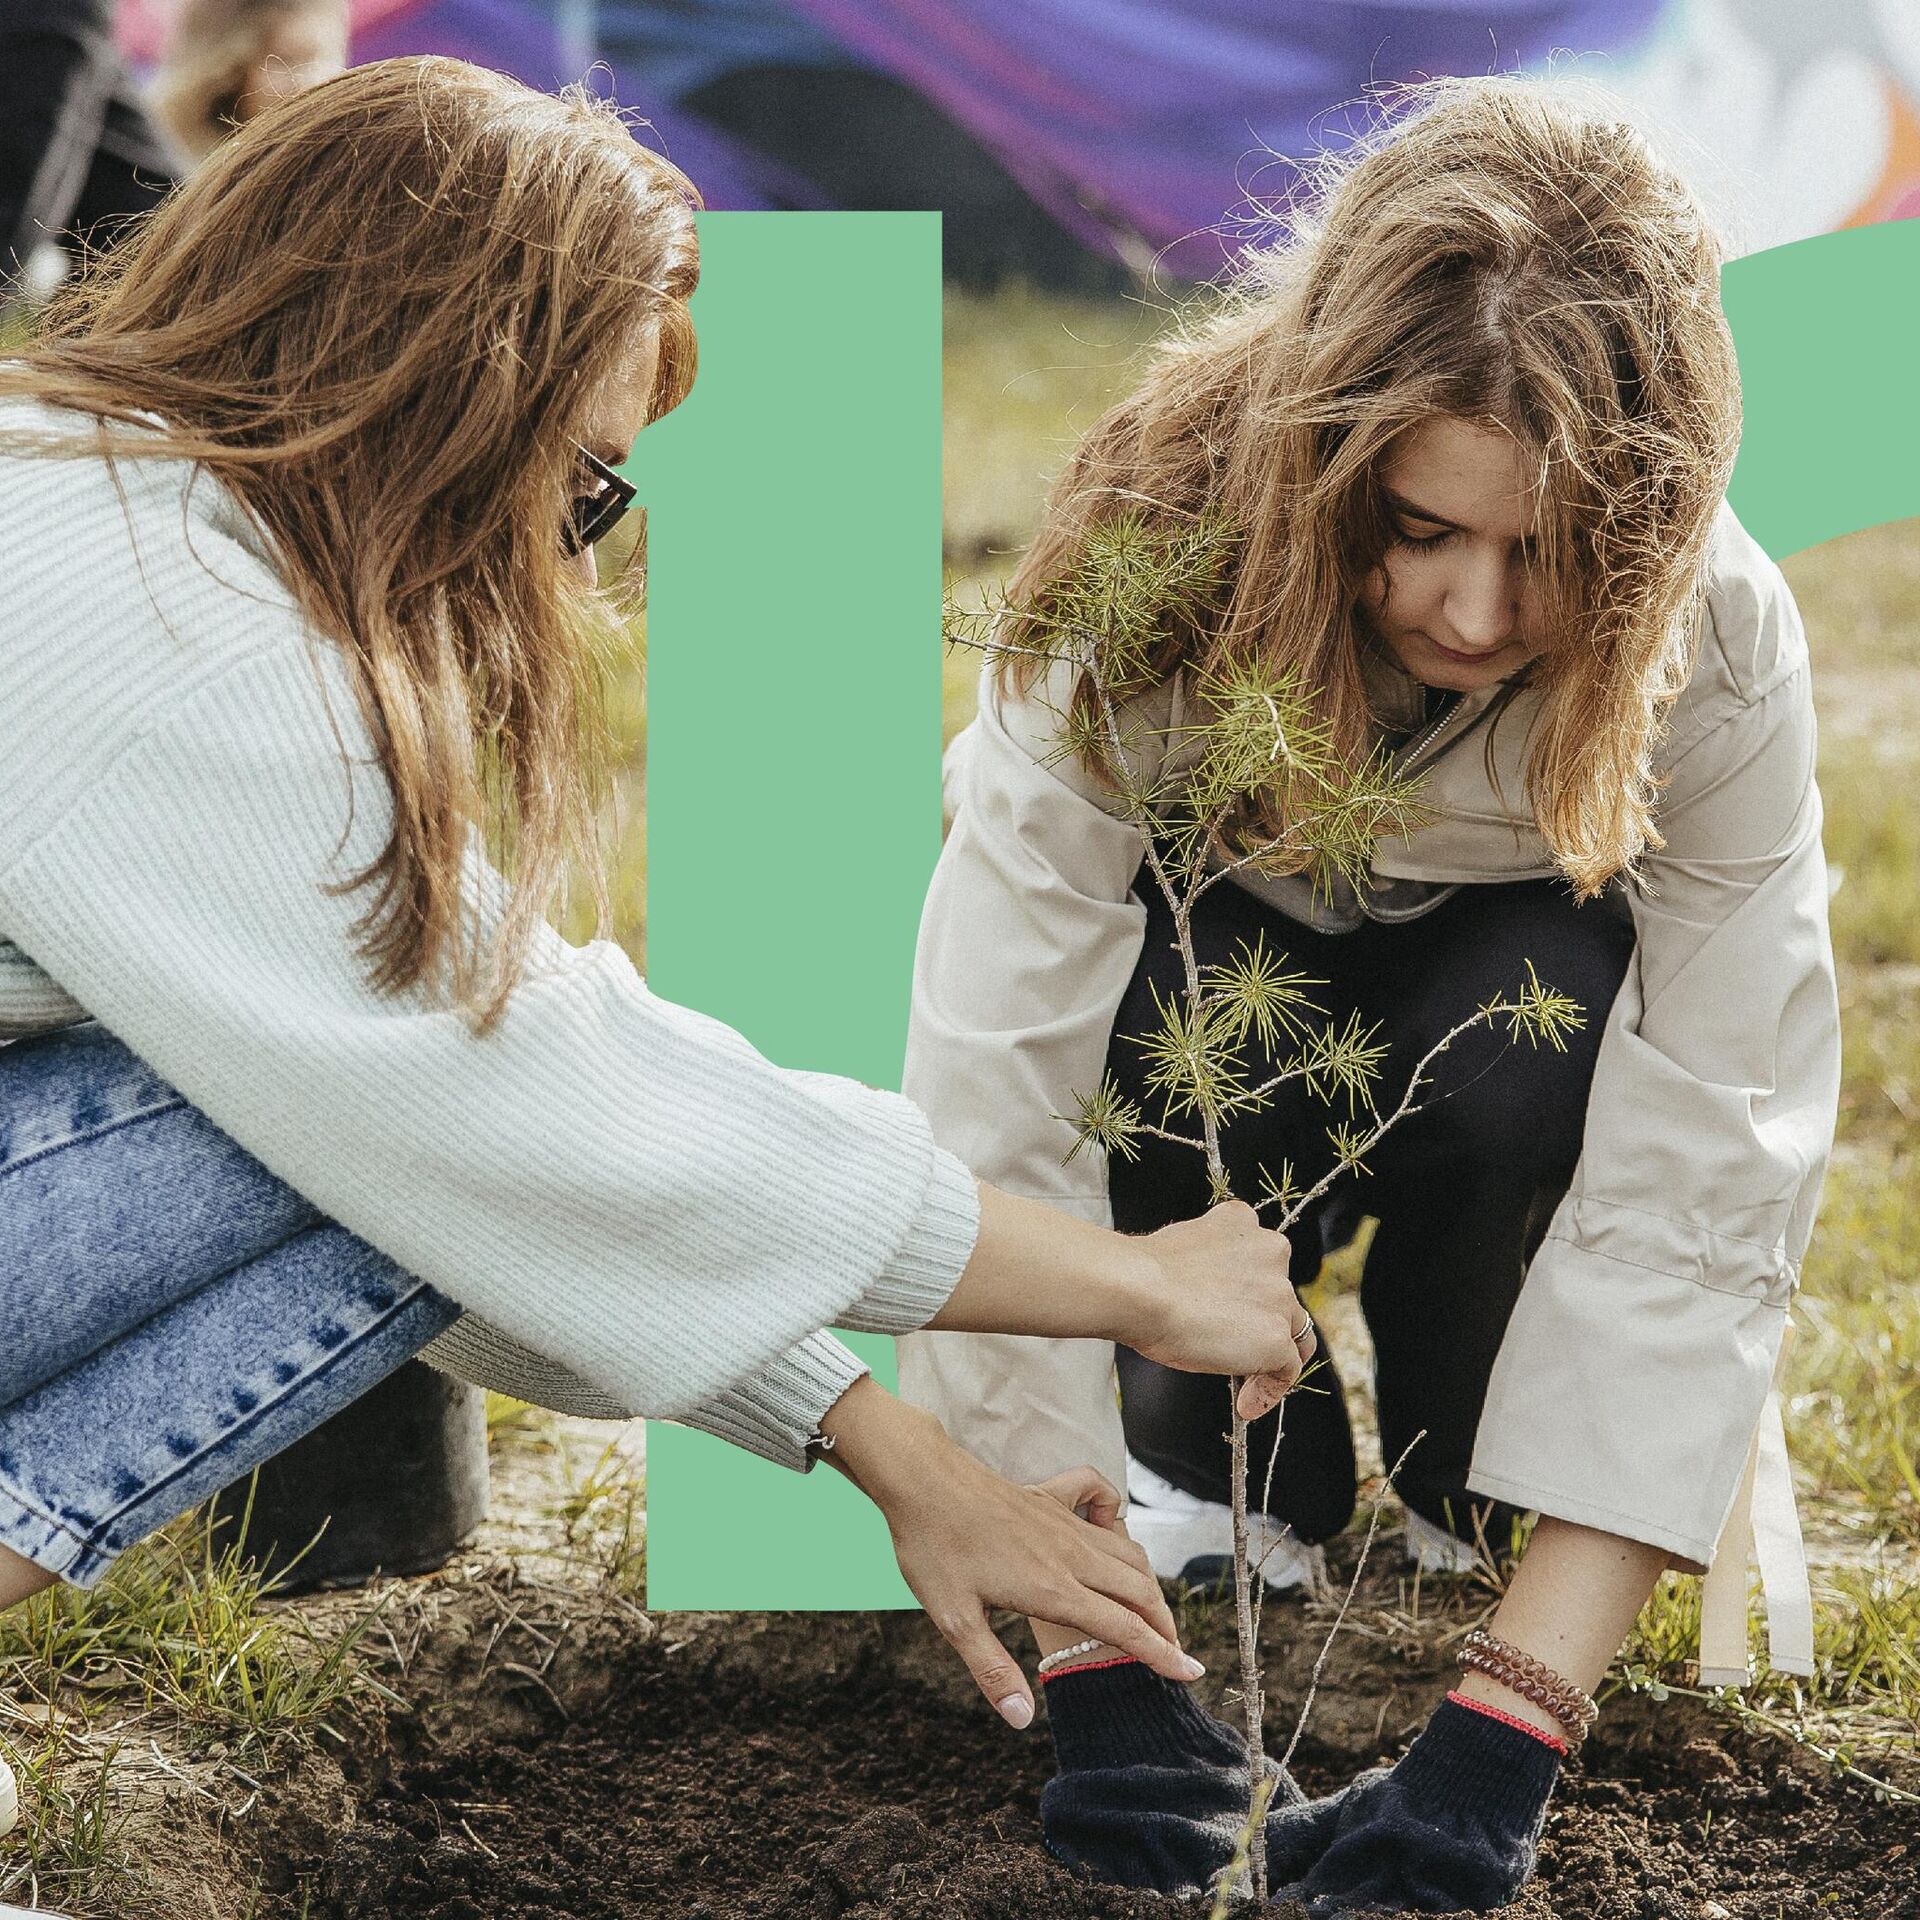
[641,212,943,1609]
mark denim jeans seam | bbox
[23,1278,444,1569]
[0,1470,95,1552]
[0,1091,190,1181]
[0,1493,90,1587]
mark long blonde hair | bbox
[0,56,699,1030]
[1004,76,1741,896]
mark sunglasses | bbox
[562,446,637,555]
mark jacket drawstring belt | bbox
[1697,1317,1814,1687]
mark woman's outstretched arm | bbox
[927,1188,1311,1422]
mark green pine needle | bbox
[1255,1159,1304,1216]
[1491,959,1587,1052]
[1201,935,1327,1056]
[1133,980,1260,1125]
[1326,1119,1376,1178]
[1064,1073,1145,1163]
[1297,1008,1392,1113]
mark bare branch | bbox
[1275,1431,1430,1783]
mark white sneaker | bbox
[1403,1506,1482,1574]
[1124,1457,1321,1593]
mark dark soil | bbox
[286,1580,1920,1920]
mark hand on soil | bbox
[1130,1201,1315,1419]
[863,1428,1200,1727]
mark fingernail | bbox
[997,1693,1034,1729]
[1180,1655,1206,1680]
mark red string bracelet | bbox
[1447,1688,1570,1755]
[1038,1655,1141,1685]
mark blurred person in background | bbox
[597,0,1130,290]
[148,0,349,166]
[0,0,175,297]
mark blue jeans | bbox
[0,1021,463,1588]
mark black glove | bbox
[1040,1659,1294,1895]
[1276,1693,1565,1914]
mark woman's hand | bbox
[815,1379,1202,1728]
[928,1188,1313,1421]
[1130,1201,1315,1420]
[1268,1697,1563,1914]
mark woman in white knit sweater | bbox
[0,55,1317,1761]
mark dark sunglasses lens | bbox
[563,492,620,555]
[580,494,628,548]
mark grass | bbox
[483,1389,545,1440]
[940,285,1169,562]
[1617,1560,1920,1794]
[549,1430,647,1597]
[0,1488,397,1766]
[1782,521,1920,1570]
[0,1731,141,1917]
[1787,1143,1920,1550]
[0,1484,402,1914]
[0,1407,650,1913]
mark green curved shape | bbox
[1724,218,1920,560]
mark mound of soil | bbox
[299,1600,1914,1920]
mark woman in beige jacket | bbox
[897,77,1840,1913]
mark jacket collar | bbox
[1356,623,1430,732]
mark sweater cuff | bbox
[674,1330,870,1474]
[834,1145,980,1335]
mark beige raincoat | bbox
[898,500,1838,1685]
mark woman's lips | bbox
[1422,633,1506,666]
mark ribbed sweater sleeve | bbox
[0,418,980,1451]
[409,1119,978,1470]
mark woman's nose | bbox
[1441,549,1520,652]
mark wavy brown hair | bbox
[1004,75,1741,896]
[0,56,698,1029]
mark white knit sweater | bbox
[0,394,980,1471]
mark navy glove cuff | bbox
[1042,1659,1250,1773]
[1393,1695,1565,1824]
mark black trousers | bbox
[1107,868,1634,1550]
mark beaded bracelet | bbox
[1455,1628,1598,1751]
[1035,1638,1106,1676]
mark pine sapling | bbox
[951,510,1584,1902]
